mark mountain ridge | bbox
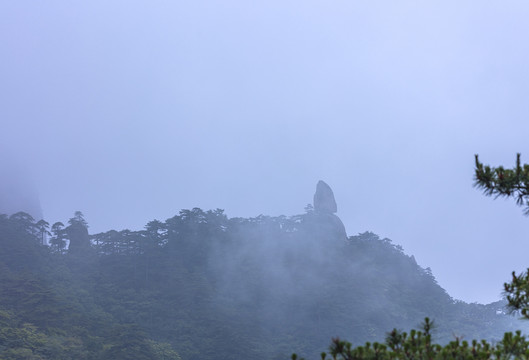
[0,205,525,359]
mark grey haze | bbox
[1,1,529,304]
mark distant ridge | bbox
[0,181,525,360]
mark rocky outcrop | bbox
[66,212,92,254]
[310,180,347,241]
[67,222,91,253]
[313,180,337,213]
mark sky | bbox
[2,1,529,304]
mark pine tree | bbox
[475,153,529,318]
[50,222,67,253]
[35,220,50,246]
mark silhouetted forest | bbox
[0,209,524,359]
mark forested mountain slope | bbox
[0,213,180,360]
[0,208,524,360]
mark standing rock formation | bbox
[309,180,347,241]
[313,180,337,213]
[66,211,91,254]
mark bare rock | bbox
[309,180,347,241]
[313,180,337,213]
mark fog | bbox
[2,1,529,304]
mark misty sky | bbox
[2,1,529,304]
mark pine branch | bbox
[474,154,529,215]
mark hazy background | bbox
[1,1,529,304]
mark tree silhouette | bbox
[474,153,529,214]
[475,154,529,318]
[50,222,67,253]
[35,220,50,246]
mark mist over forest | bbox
[0,181,526,359]
[3,1,529,359]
